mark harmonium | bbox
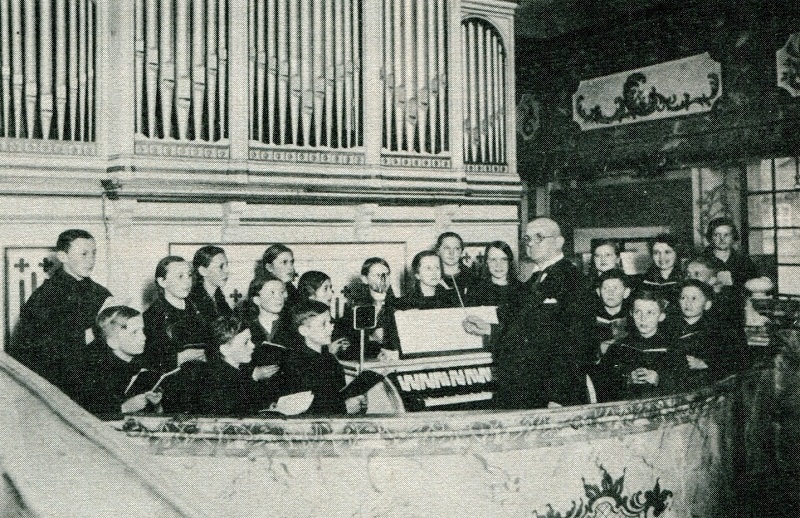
[341,306,497,412]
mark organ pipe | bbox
[382,0,448,154]
[0,0,94,140]
[0,0,507,165]
[461,18,506,165]
[136,0,228,141]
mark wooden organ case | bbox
[0,0,521,402]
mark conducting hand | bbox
[462,315,491,336]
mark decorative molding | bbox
[777,32,800,97]
[516,93,540,141]
[573,53,722,131]
[221,201,247,243]
[465,164,509,174]
[116,379,735,457]
[249,147,365,165]
[435,205,458,237]
[134,140,231,159]
[534,467,673,518]
[0,138,97,156]
[354,204,379,241]
[381,155,452,169]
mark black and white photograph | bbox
[0,0,798,516]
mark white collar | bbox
[533,253,564,273]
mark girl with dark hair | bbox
[297,270,334,305]
[640,234,684,310]
[245,274,292,348]
[434,232,474,300]
[143,256,211,372]
[465,241,521,307]
[261,244,301,310]
[396,250,459,311]
[189,245,232,324]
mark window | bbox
[747,157,800,297]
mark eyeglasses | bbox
[524,233,556,245]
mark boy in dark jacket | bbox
[11,229,112,399]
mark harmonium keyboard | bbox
[342,352,495,412]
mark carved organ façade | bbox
[0,0,520,347]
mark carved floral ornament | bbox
[777,32,800,97]
[572,53,722,131]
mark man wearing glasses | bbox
[465,217,593,409]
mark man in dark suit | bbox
[465,217,593,409]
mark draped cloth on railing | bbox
[0,0,96,141]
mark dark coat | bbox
[142,297,212,372]
[700,246,760,289]
[10,268,111,398]
[78,343,159,417]
[160,357,260,416]
[595,331,688,402]
[284,344,347,415]
[493,258,594,409]
[464,279,522,308]
[676,316,737,388]
[188,284,232,326]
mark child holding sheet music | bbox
[79,306,162,417]
[592,270,632,356]
[595,290,687,402]
[143,256,211,372]
[284,300,350,415]
[160,316,261,416]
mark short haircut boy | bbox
[631,289,668,313]
[361,257,390,277]
[597,269,630,288]
[55,229,94,252]
[155,255,188,282]
[290,299,330,330]
[96,306,141,341]
[212,315,244,347]
[679,279,715,301]
[687,255,719,274]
